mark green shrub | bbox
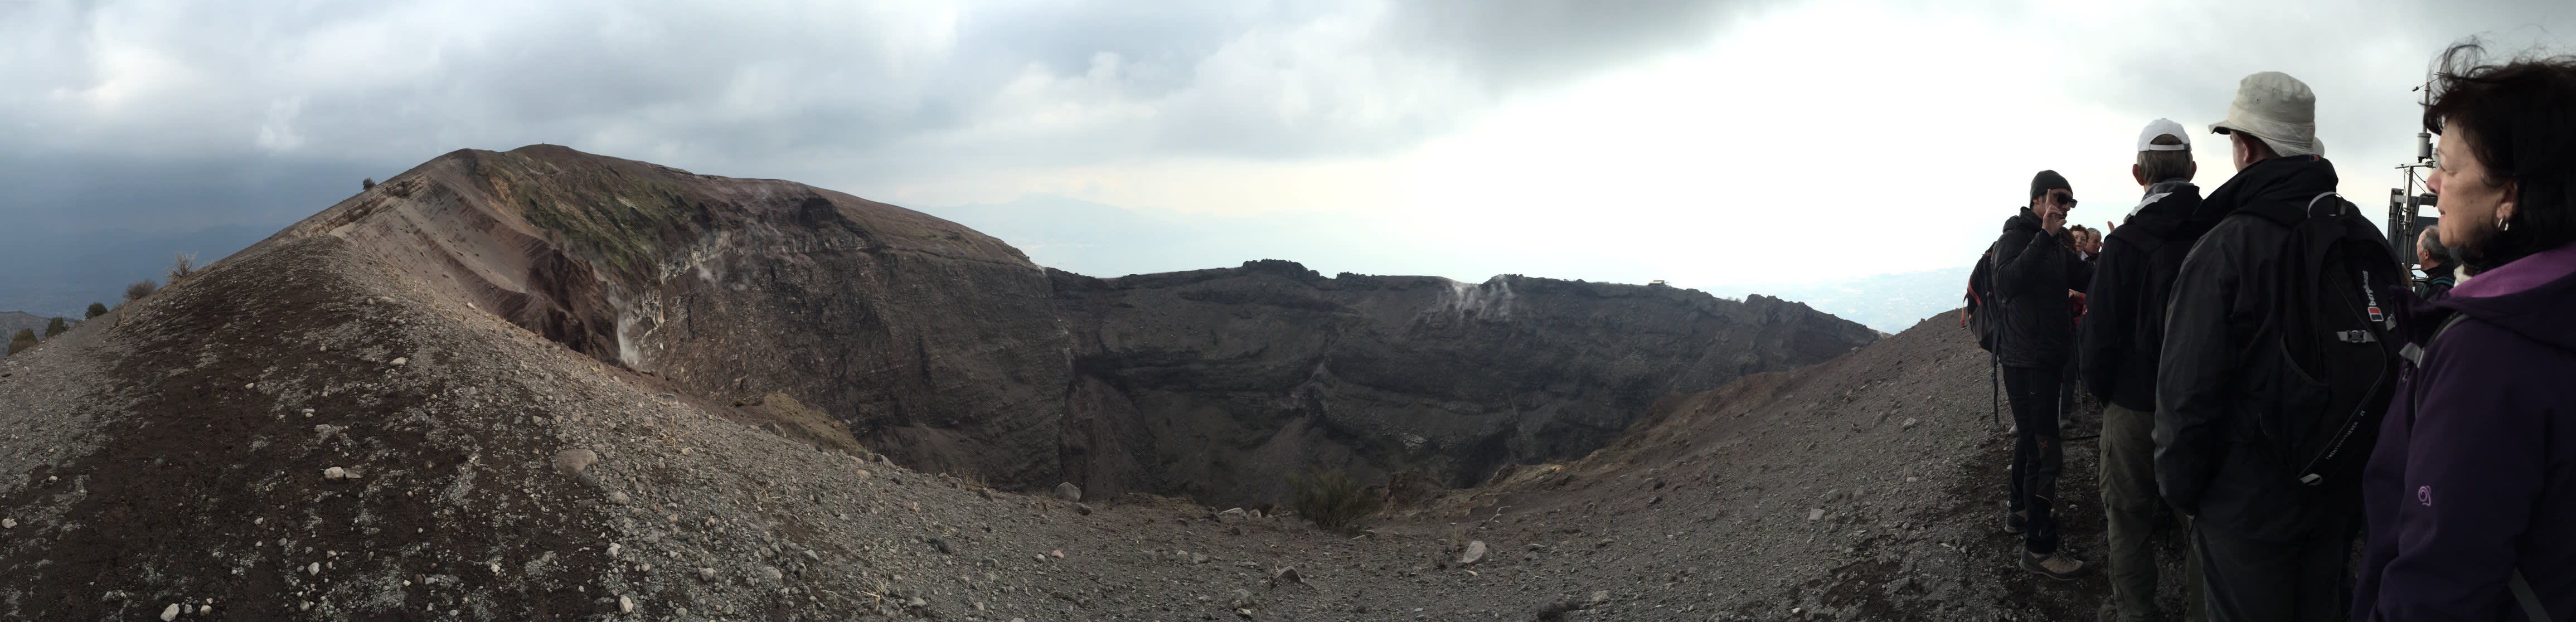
[1286,469,1381,532]
[6,329,34,355]
[362,177,377,190]
[43,317,67,338]
[125,279,159,302]
[85,303,107,319]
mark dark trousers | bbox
[2193,512,2353,622]
[2003,365,2062,555]
[2102,402,2203,622]
[2061,357,2080,423]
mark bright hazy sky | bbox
[4,0,2573,295]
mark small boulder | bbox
[1458,540,1488,565]
[1381,470,1444,507]
[1053,482,1082,502]
[1535,598,1580,621]
[554,449,599,478]
[159,604,180,621]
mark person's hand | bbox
[2042,208,2066,235]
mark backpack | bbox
[2232,192,2405,488]
[1963,242,2002,352]
[1961,241,2005,425]
[2114,210,2215,365]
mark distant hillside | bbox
[922,196,1969,335]
[0,312,47,358]
[1713,266,1972,334]
[0,311,45,336]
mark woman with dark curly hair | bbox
[2352,41,2576,621]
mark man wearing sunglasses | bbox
[1991,169,2094,580]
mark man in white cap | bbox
[2157,72,2397,621]
[2082,118,2218,622]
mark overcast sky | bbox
[5,0,2573,307]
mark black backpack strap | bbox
[2398,313,2473,367]
[2308,192,2346,217]
[2512,568,2551,621]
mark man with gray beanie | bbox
[2157,71,2392,621]
[1992,169,2092,580]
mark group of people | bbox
[1973,42,2575,622]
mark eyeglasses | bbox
[2048,192,2078,208]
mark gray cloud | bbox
[2050,0,2576,183]
[1381,0,1768,88]
[4,0,2573,318]
[0,0,1752,177]
[0,0,1751,314]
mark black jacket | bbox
[1992,207,2092,370]
[2153,155,2347,541]
[2414,262,2457,299]
[2080,180,2215,412]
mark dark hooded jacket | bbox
[2153,155,2349,541]
[2416,261,2458,299]
[2080,179,2214,412]
[2352,241,2576,621]
[1992,207,2092,370]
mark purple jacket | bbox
[2354,241,2576,621]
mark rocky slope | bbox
[0,145,1968,620]
[271,145,1072,492]
[1395,311,2191,621]
[236,145,1870,503]
[1052,264,1874,505]
[0,275,2152,620]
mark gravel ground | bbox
[0,230,2184,620]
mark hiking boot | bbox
[2021,550,2089,581]
[2004,510,2026,535]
